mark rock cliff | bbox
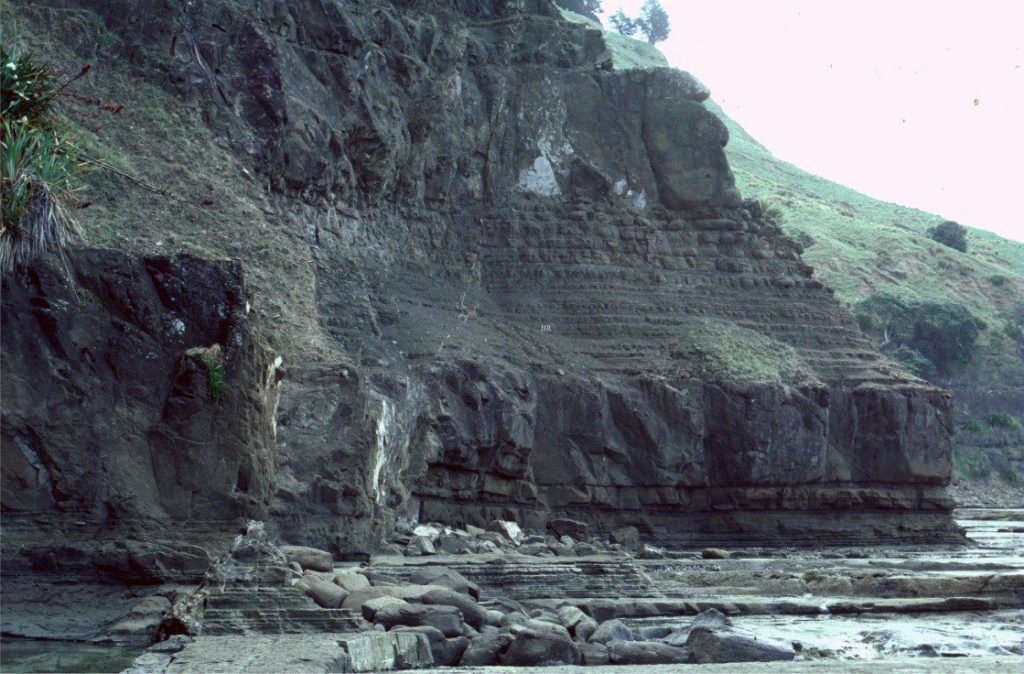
[1,0,960,578]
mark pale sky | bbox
[601,0,1024,242]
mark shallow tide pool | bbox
[0,639,141,674]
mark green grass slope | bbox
[560,7,1021,357]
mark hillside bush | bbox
[855,294,985,379]
[891,345,936,381]
[928,220,968,253]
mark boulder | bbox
[499,623,581,667]
[407,567,481,600]
[579,642,610,666]
[702,548,731,560]
[435,534,472,554]
[608,640,692,664]
[432,636,470,666]
[687,622,796,664]
[589,619,634,644]
[610,526,640,550]
[517,543,550,556]
[573,542,600,556]
[390,625,445,645]
[390,631,435,670]
[556,606,598,642]
[333,572,371,593]
[412,524,442,540]
[691,608,732,630]
[302,578,348,609]
[662,629,690,648]
[406,536,436,556]
[639,625,674,640]
[360,596,408,621]
[486,520,525,546]
[548,518,589,540]
[459,633,514,666]
[279,545,334,572]
[421,588,489,629]
[362,569,403,586]
[373,603,464,637]
[500,611,532,630]
[342,584,445,611]
[637,543,667,559]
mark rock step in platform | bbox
[126,632,433,673]
[199,587,371,635]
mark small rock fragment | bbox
[487,520,525,546]
[589,619,634,644]
[610,526,640,550]
[702,548,731,560]
[279,545,334,572]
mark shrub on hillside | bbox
[855,294,985,379]
[891,345,937,381]
[928,220,968,253]
[956,412,1024,449]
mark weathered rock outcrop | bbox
[2,250,280,526]
[1,0,959,588]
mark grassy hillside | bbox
[561,7,1021,355]
[562,9,1024,500]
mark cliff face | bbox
[1,0,959,564]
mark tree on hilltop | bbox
[608,9,638,36]
[638,0,670,44]
[607,1,671,44]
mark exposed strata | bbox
[1,0,960,610]
[114,511,1023,672]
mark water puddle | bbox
[0,639,142,673]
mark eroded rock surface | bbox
[1,1,966,655]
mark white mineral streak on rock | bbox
[372,398,392,503]
[266,355,284,440]
[369,378,423,504]
[518,155,561,196]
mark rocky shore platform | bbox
[72,508,1020,673]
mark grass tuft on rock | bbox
[670,318,822,386]
[202,345,227,403]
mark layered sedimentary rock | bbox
[2,0,959,574]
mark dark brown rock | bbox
[500,622,581,667]
[459,633,514,666]
[608,640,692,665]
[373,603,464,637]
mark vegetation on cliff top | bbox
[0,42,85,273]
[671,318,822,387]
[559,7,1021,381]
